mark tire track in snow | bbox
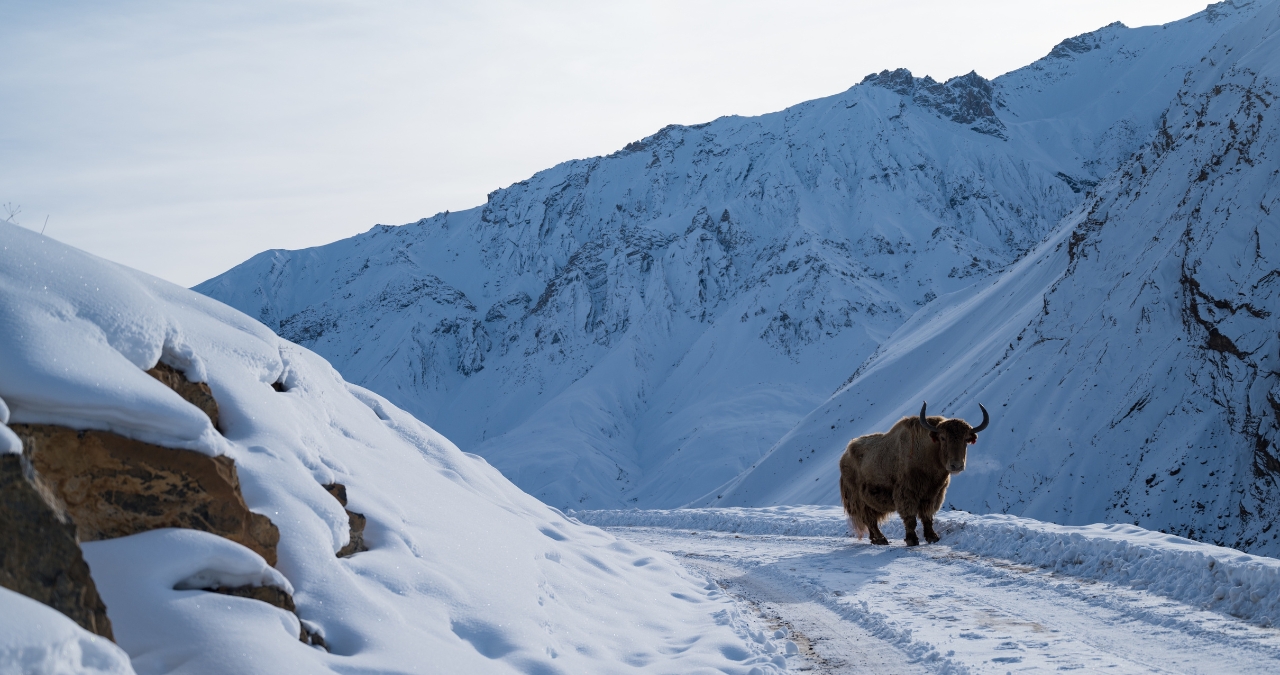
[688,555,930,674]
[606,527,1280,674]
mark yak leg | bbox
[900,513,920,547]
[867,521,889,546]
[922,514,940,544]
[865,509,889,546]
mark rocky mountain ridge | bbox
[196,0,1277,552]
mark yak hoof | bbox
[870,536,889,546]
[925,532,940,544]
[904,535,920,547]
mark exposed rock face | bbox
[10,425,280,566]
[145,362,220,430]
[323,483,368,557]
[0,453,113,640]
[861,68,1006,138]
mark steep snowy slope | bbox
[0,222,788,674]
[717,2,1280,556]
[197,1,1266,511]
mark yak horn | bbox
[971,403,990,433]
[919,401,940,432]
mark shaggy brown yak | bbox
[839,401,988,546]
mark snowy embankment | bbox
[0,222,787,674]
[573,507,1280,626]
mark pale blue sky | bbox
[1,0,1209,286]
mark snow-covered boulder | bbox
[0,222,785,673]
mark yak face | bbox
[920,401,988,475]
[929,420,976,474]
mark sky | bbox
[1,0,1212,287]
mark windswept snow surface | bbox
[0,222,792,674]
[718,0,1280,555]
[582,508,1280,674]
[195,0,1280,543]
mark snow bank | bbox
[0,222,786,674]
[574,506,1280,625]
[0,588,134,675]
[572,505,852,537]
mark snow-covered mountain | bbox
[716,1,1280,556]
[197,1,1277,544]
[0,223,786,673]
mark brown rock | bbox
[146,362,220,430]
[11,424,279,566]
[0,453,114,640]
[323,483,369,557]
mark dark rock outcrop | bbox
[0,452,113,640]
[861,68,1007,138]
[10,425,280,566]
[323,483,368,557]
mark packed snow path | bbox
[577,508,1280,674]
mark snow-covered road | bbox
[578,509,1280,674]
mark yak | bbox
[839,401,988,546]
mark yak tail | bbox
[839,476,868,539]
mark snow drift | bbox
[0,222,787,674]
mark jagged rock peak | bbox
[1047,21,1126,60]
[860,68,1005,138]
[617,121,712,155]
[1203,0,1260,22]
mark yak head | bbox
[919,401,989,474]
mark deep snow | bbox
[0,222,791,674]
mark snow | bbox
[9,0,1280,669]
[0,588,135,675]
[192,0,1280,554]
[575,506,1280,626]
[604,518,1280,674]
[0,221,790,673]
[0,234,225,455]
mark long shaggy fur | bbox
[838,413,976,546]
